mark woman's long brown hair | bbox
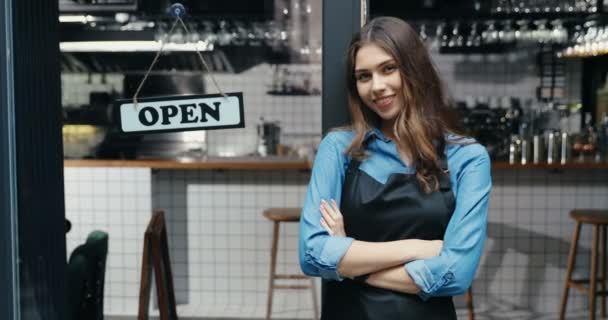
[341,16,468,193]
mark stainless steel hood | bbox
[59,19,291,73]
[60,50,239,73]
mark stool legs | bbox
[310,278,319,320]
[266,221,280,320]
[465,287,475,320]
[591,225,599,320]
[265,220,318,320]
[560,221,582,320]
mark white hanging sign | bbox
[117,92,244,133]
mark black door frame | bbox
[321,0,368,134]
[0,0,20,318]
[1,0,66,319]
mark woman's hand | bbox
[319,199,346,236]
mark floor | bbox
[106,308,598,320]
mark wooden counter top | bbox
[491,161,608,170]
[63,157,311,170]
[64,158,608,170]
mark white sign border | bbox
[116,92,245,134]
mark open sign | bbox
[117,92,244,133]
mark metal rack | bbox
[59,0,138,13]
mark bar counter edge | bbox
[63,159,608,170]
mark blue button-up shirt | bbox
[298,128,492,300]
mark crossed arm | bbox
[319,199,442,294]
[299,135,490,297]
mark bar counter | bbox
[63,157,608,318]
[64,156,311,170]
[64,158,608,170]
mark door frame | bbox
[0,0,20,318]
[321,0,368,134]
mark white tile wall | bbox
[152,169,318,319]
[203,63,323,158]
[62,73,123,106]
[64,167,152,316]
[62,37,592,320]
[146,168,608,319]
[477,169,608,316]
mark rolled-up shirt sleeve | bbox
[405,144,491,300]
[299,132,354,281]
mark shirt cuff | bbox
[405,260,452,301]
[318,236,354,281]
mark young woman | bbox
[299,17,492,319]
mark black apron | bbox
[321,151,457,320]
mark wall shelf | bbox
[60,2,138,14]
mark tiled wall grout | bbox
[65,167,153,316]
[65,166,608,318]
[63,44,590,319]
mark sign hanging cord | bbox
[132,12,228,109]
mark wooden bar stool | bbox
[263,208,319,320]
[465,286,475,320]
[560,209,608,320]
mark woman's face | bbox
[354,43,405,124]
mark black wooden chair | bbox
[67,230,109,320]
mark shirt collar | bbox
[364,127,393,143]
[366,128,459,144]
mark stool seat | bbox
[570,210,608,224]
[263,208,301,222]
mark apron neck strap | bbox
[349,134,377,169]
[439,156,449,173]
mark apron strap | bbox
[438,154,452,191]
[346,133,376,171]
[439,156,449,173]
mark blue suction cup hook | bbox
[169,3,186,18]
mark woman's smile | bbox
[373,94,396,110]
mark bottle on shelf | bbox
[596,74,608,128]
[508,134,521,165]
[582,112,598,162]
[598,112,608,162]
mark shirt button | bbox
[444,273,454,282]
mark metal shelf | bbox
[59,2,138,14]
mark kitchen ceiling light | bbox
[59,41,214,52]
[59,15,88,23]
